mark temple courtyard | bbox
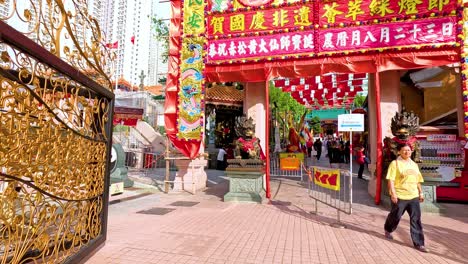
[85,159,468,264]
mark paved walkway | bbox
[86,158,468,264]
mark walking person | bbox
[306,138,313,158]
[216,147,227,170]
[356,146,366,179]
[384,143,428,253]
[313,138,322,160]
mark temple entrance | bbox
[205,83,244,169]
[165,0,466,204]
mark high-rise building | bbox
[101,0,169,87]
[148,1,169,86]
[3,0,168,87]
[0,0,10,20]
[2,0,104,58]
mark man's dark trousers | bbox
[384,198,425,247]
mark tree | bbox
[158,76,167,85]
[306,116,321,135]
[269,82,306,124]
[151,16,169,63]
[353,93,367,108]
[269,82,308,143]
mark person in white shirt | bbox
[217,147,227,170]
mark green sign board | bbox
[306,108,347,120]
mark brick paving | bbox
[87,160,468,264]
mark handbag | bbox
[364,157,370,164]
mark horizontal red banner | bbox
[207,30,314,62]
[318,0,457,26]
[273,74,367,88]
[208,3,314,36]
[319,16,456,53]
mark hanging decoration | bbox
[166,0,463,158]
[273,73,367,109]
[165,0,206,158]
[461,6,468,139]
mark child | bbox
[356,146,366,179]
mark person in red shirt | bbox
[356,146,366,179]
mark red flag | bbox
[105,41,118,49]
[130,36,135,44]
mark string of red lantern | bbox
[273,73,368,88]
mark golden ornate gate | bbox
[1,1,114,263]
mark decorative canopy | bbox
[273,73,367,109]
[206,85,244,107]
[113,106,144,127]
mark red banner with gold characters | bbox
[319,16,456,53]
[313,168,340,191]
[205,0,461,64]
[207,3,314,36]
[168,0,463,159]
[318,0,458,26]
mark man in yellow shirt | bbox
[384,143,428,253]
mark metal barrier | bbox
[124,149,169,169]
[122,148,196,194]
[123,149,175,189]
[304,165,352,226]
[269,154,304,180]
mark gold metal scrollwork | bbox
[1,0,115,91]
[1,0,113,263]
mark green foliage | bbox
[269,82,306,124]
[158,76,167,85]
[151,16,169,63]
[306,116,321,135]
[353,93,366,108]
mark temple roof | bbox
[206,85,244,106]
[145,85,164,96]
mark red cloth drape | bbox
[164,0,202,159]
[113,118,138,127]
[165,12,459,159]
[205,49,459,82]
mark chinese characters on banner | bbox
[205,0,459,64]
[319,17,456,52]
[208,4,314,36]
[184,0,205,35]
[319,0,457,25]
[178,0,206,141]
[207,31,314,61]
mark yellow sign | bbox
[313,168,340,191]
[280,157,300,170]
[279,152,305,161]
[279,152,304,170]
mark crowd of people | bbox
[322,136,351,165]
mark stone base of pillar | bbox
[173,158,208,193]
[224,169,265,203]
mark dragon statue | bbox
[383,110,421,166]
[233,115,264,160]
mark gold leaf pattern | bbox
[1,2,112,262]
[1,0,114,91]
[1,51,10,63]
[23,9,32,21]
